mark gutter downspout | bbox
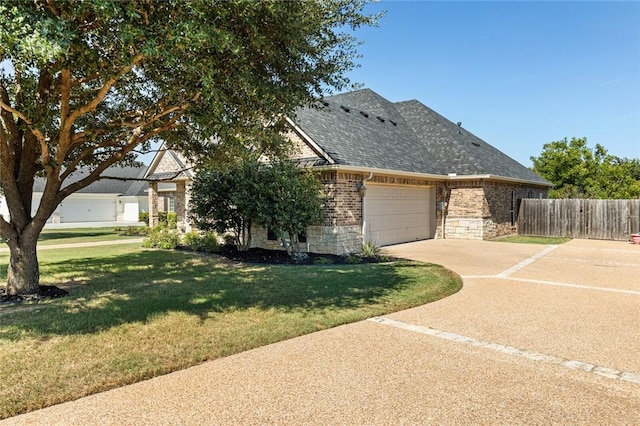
[361,172,374,243]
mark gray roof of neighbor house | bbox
[293,89,550,185]
[33,165,148,195]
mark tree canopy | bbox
[189,160,324,256]
[531,137,640,199]
[0,0,378,295]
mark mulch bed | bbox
[213,246,381,265]
[0,285,69,306]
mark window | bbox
[167,196,175,213]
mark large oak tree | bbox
[0,0,377,295]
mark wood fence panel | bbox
[518,199,640,240]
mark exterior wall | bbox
[252,224,363,255]
[321,171,363,227]
[442,180,549,240]
[251,171,439,255]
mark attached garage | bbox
[59,197,117,222]
[364,185,435,246]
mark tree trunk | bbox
[5,233,40,296]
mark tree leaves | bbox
[531,137,640,199]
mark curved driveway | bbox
[3,239,639,425]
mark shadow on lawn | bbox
[0,249,415,338]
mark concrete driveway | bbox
[3,239,639,425]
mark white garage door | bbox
[60,198,117,222]
[364,185,435,246]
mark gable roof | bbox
[292,89,550,185]
[33,165,148,195]
[145,143,194,181]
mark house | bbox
[145,89,551,254]
[1,165,149,225]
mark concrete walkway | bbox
[2,239,639,425]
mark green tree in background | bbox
[531,137,640,199]
[0,0,378,295]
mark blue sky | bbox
[343,0,640,167]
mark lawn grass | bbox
[36,227,146,245]
[0,244,461,419]
[492,235,571,245]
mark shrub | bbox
[142,228,181,250]
[344,253,363,264]
[362,241,381,258]
[139,212,149,225]
[157,211,168,227]
[120,226,148,236]
[183,231,220,253]
[167,212,178,229]
[313,256,334,265]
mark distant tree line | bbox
[531,137,640,199]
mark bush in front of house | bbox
[142,228,181,250]
[139,212,149,225]
[183,231,220,253]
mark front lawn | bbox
[36,226,146,245]
[0,243,461,419]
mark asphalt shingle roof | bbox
[33,165,148,195]
[293,89,549,185]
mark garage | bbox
[364,185,435,246]
[59,197,117,222]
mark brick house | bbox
[145,89,551,254]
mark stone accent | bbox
[252,224,362,255]
[149,182,159,227]
[154,150,182,174]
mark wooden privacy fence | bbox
[518,199,640,241]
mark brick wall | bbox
[442,180,549,240]
[320,171,363,227]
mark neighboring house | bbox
[145,88,552,254]
[0,165,149,224]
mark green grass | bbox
[36,227,146,245]
[0,244,461,419]
[492,235,571,245]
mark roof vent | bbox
[471,141,480,147]
[321,101,330,107]
[359,111,369,118]
[390,120,397,126]
[376,116,385,123]
[340,105,350,113]
[456,122,462,134]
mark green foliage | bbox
[167,212,178,229]
[531,137,640,199]
[139,212,149,225]
[362,241,381,258]
[0,0,378,293]
[255,160,324,257]
[142,228,180,250]
[119,226,148,236]
[190,159,324,255]
[313,256,334,265]
[190,161,262,251]
[344,253,363,264]
[183,231,220,253]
